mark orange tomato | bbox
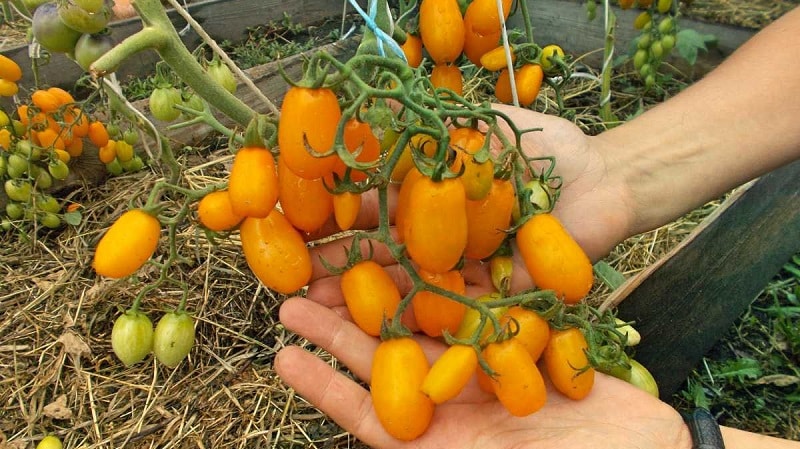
[0,54,22,82]
[464,178,514,260]
[228,146,279,218]
[371,338,435,441]
[46,87,75,105]
[483,338,547,417]
[335,118,381,182]
[543,327,595,400]
[277,86,341,179]
[277,157,332,233]
[421,344,478,403]
[463,17,501,67]
[430,63,463,96]
[405,176,468,274]
[449,127,494,201]
[412,268,467,337]
[333,191,361,231]
[464,0,513,35]
[98,139,117,164]
[419,0,465,64]
[501,306,550,361]
[388,133,435,183]
[88,121,110,147]
[480,45,516,72]
[394,166,423,243]
[197,190,244,232]
[401,33,423,68]
[515,213,593,303]
[239,209,312,294]
[93,209,161,278]
[340,260,401,336]
[494,64,544,107]
[31,90,61,113]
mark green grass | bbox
[671,254,800,439]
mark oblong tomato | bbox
[430,63,463,96]
[111,309,154,366]
[405,176,468,274]
[449,127,494,201]
[335,118,381,182]
[197,190,244,232]
[500,306,550,361]
[412,268,467,337]
[464,178,514,260]
[333,191,361,231]
[463,19,501,67]
[419,0,465,64]
[277,157,332,233]
[401,33,423,68]
[483,338,547,417]
[464,0,513,35]
[239,209,312,294]
[421,344,478,404]
[277,86,341,179]
[228,146,279,218]
[543,327,595,400]
[93,209,161,278]
[515,213,593,303]
[152,311,195,368]
[340,260,401,336]
[371,338,435,441]
[494,64,544,107]
[394,166,423,243]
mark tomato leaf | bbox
[675,29,717,66]
[593,260,626,290]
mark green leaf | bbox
[64,210,82,226]
[675,29,717,66]
[715,358,762,382]
[593,261,627,290]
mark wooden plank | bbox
[1,0,361,89]
[603,159,800,396]
[510,0,755,75]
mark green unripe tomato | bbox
[112,309,155,366]
[153,311,195,368]
[633,49,648,70]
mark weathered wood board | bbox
[606,159,800,396]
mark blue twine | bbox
[347,0,408,63]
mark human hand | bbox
[275,297,691,449]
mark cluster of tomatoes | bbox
[148,57,237,123]
[27,0,117,71]
[399,0,565,108]
[624,0,679,88]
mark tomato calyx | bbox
[317,233,375,276]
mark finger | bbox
[274,346,401,449]
[280,297,379,380]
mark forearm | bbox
[721,426,800,449]
[594,7,800,235]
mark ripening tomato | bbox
[197,190,244,232]
[58,1,111,34]
[152,311,195,368]
[239,209,312,294]
[278,86,341,179]
[340,260,401,336]
[421,344,478,403]
[540,44,565,74]
[483,338,547,416]
[501,306,550,361]
[464,0,512,35]
[74,32,116,71]
[494,64,544,107]
[277,157,332,232]
[88,121,110,147]
[35,436,62,449]
[401,33,423,68]
[97,139,117,164]
[228,146,279,218]
[449,127,494,201]
[419,0,465,64]
[111,309,154,366]
[515,213,593,303]
[453,292,508,341]
[333,191,361,231]
[543,327,595,400]
[149,86,182,122]
[370,338,435,441]
[405,176,468,274]
[464,178,514,260]
[335,118,381,182]
[412,268,467,337]
[627,359,659,398]
[430,64,463,96]
[32,90,61,113]
[463,20,501,67]
[480,45,516,72]
[394,167,423,243]
[93,209,161,278]
[0,55,22,82]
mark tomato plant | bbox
[370,338,435,441]
[93,209,161,278]
[32,2,82,53]
[340,260,402,337]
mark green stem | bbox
[599,0,616,123]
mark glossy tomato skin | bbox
[483,338,547,416]
[153,311,195,368]
[340,260,401,336]
[430,64,463,96]
[544,327,595,400]
[464,178,514,260]
[111,309,154,366]
[333,191,361,231]
[419,0,465,64]
[516,213,593,303]
[277,157,332,233]
[405,176,468,274]
[401,34,423,68]
[394,166,423,243]
[464,0,512,35]
[480,45,515,72]
[93,209,161,278]
[278,86,341,179]
[494,64,544,107]
[197,190,244,232]
[501,306,550,361]
[449,127,494,201]
[239,209,312,294]
[336,118,381,182]
[412,268,467,337]
[421,344,478,404]
[463,20,501,67]
[371,338,435,441]
[228,146,279,218]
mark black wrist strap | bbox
[682,408,726,449]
